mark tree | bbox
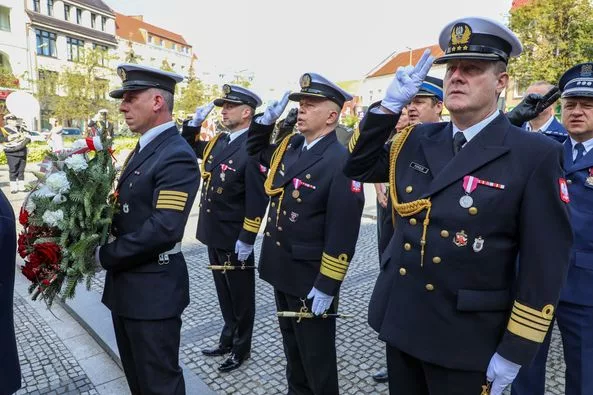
[230,74,252,88]
[160,59,174,72]
[124,40,143,64]
[508,0,593,85]
[175,78,219,114]
[0,67,19,88]
[37,47,119,126]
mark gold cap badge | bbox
[223,84,232,95]
[117,67,127,82]
[450,23,472,46]
[300,74,312,88]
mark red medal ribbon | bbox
[292,178,316,190]
[463,175,479,194]
[476,179,505,189]
[220,164,236,173]
[589,168,593,177]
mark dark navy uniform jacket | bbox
[344,107,572,370]
[561,139,593,306]
[0,190,21,394]
[99,126,199,320]
[522,117,568,143]
[247,122,365,297]
[182,123,268,251]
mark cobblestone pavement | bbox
[6,166,567,395]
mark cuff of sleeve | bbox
[319,252,350,282]
[242,217,262,234]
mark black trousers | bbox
[386,344,487,395]
[6,152,26,181]
[275,289,339,395]
[208,247,255,357]
[112,314,185,395]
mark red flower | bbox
[34,242,61,265]
[19,207,29,226]
[21,262,40,282]
[17,233,29,258]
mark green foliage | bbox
[341,114,359,130]
[230,74,252,88]
[508,0,593,85]
[0,67,19,88]
[175,78,220,114]
[160,59,174,72]
[124,40,143,64]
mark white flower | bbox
[24,198,36,214]
[52,194,67,204]
[32,185,56,198]
[64,154,88,172]
[46,172,71,195]
[42,209,64,227]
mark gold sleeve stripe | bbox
[157,198,186,205]
[513,301,554,322]
[510,312,549,332]
[244,217,262,226]
[243,223,260,233]
[158,190,189,198]
[157,195,187,203]
[507,318,547,343]
[156,203,185,211]
[348,128,360,153]
[320,253,350,281]
[512,308,552,327]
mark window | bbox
[100,16,106,31]
[33,0,40,12]
[90,13,96,28]
[0,6,10,32]
[513,80,527,99]
[66,37,84,61]
[76,8,81,24]
[35,29,57,57]
[47,0,53,16]
[64,4,70,20]
[147,35,152,44]
[93,43,108,66]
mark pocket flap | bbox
[457,289,511,312]
[574,251,593,270]
[292,244,324,261]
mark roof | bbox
[67,0,114,15]
[366,45,444,79]
[511,0,531,9]
[115,13,189,46]
[27,10,117,45]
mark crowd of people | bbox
[2,13,593,395]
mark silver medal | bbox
[459,195,473,208]
[123,203,129,213]
[220,172,225,182]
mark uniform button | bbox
[425,284,435,291]
[278,226,283,231]
[432,256,441,264]
[405,186,413,193]
[276,241,281,246]
[409,218,417,226]
[440,230,449,238]
[265,232,270,237]
[399,268,407,276]
[268,217,272,222]
[271,202,276,207]
[297,198,302,203]
[567,179,573,185]
[283,210,287,215]
[206,209,211,213]
[469,207,478,215]
[208,198,211,202]
[404,243,411,251]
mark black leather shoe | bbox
[201,344,231,357]
[372,367,388,383]
[218,352,250,373]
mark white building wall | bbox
[0,0,32,88]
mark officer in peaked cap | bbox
[180,83,268,373]
[246,73,364,394]
[213,84,263,109]
[98,63,199,395]
[408,75,444,124]
[345,16,572,395]
[512,62,593,395]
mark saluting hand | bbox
[188,102,215,127]
[260,91,291,125]
[381,48,434,114]
[506,86,560,127]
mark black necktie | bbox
[574,143,586,164]
[453,132,467,155]
[213,133,230,157]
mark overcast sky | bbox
[104,1,513,94]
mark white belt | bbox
[158,242,182,265]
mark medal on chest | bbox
[586,168,593,186]
[220,163,236,182]
[122,203,129,214]
[460,176,478,208]
[291,177,316,199]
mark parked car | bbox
[62,127,82,136]
[28,130,49,142]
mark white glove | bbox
[188,102,215,127]
[306,287,334,315]
[259,91,291,125]
[234,240,254,262]
[380,48,434,114]
[486,352,521,395]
